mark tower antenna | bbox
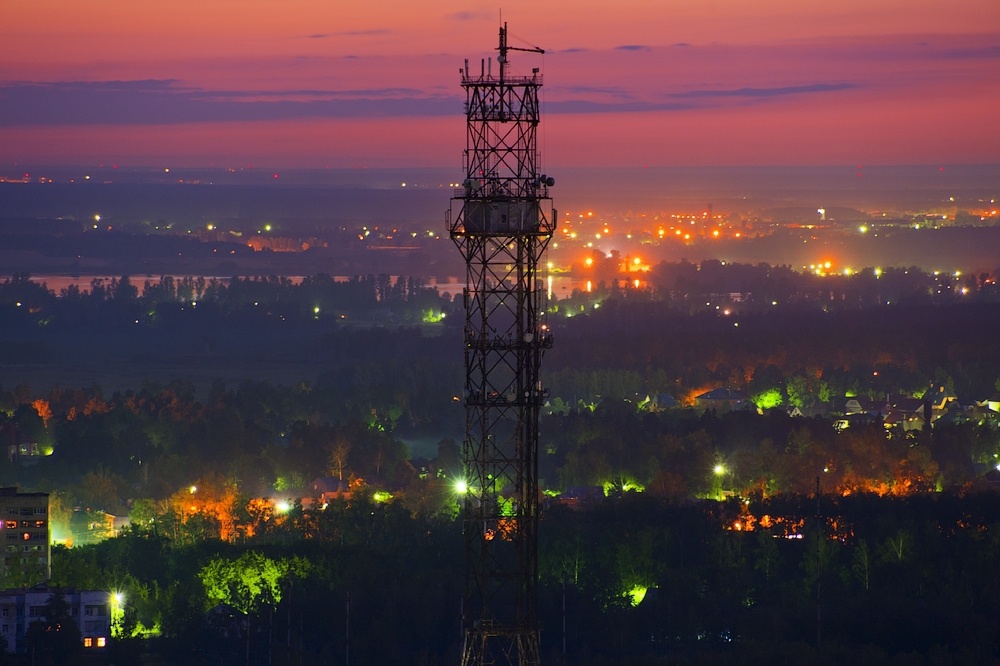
[448,21,554,666]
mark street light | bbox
[713,463,729,500]
[111,591,125,638]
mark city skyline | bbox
[2,0,999,168]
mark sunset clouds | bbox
[2,1,997,167]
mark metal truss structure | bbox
[447,23,556,666]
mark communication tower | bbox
[447,23,555,666]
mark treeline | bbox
[548,298,1000,403]
[0,375,459,521]
[649,259,999,307]
[543,405,999,497]
[4,267,1000,404]
[567,257,999,312]
[2,379,998,542]
[48,490,1000,664]
[0,272,452,329]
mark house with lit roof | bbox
[693,388,747,413]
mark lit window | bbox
[97,636,106,647]
[83,637,93,648]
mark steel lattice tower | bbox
[447,24,555,666]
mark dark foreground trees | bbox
[48,490,1000,665]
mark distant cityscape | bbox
[2,165,999,281]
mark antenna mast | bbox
[448,22,554,666]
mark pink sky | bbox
[2,0,998,168]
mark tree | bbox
[435,437,461,479]
[75,466,129,515]
[24,590,82,666]
[129,498,157,529]
[199,551,309,616]
[851,538,873,591]
[109,276,136,302]
[753,528,781,586]
[170,475,241,542]
[614,526,662,606]
[785,374,810,409]
[31,398,53,428]
[751,387,784,411]
[879,528,913,564]
[198,551,311,663]
[329,435,352,481]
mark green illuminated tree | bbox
[199,551,310,616]
[785,374,810,409]
[614,526,662,606]
[751,387,784,411]
[817,379,832,404]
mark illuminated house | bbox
[843,396,888,417]
[0,423,43,462]
[925,383,958,413]
[557,486,604,509]
[694,388,747,413]
[884,396,929,431]
[644,393,679,412]
[300,476,352,509]
[0,488,50,585]
[69,508,124,546]
[0,585,112,654]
